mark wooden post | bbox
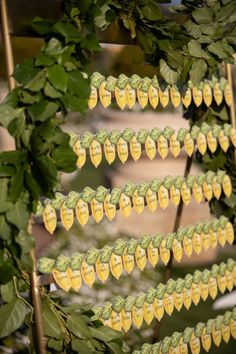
[0,1,45,353]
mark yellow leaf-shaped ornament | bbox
[109,253,123,280]
[110,310,122,332]
[67,268,82,292]
[222,174,232,197]
[160,239,170,265]
[126,84,136,109]
[96,257,109,283]
[203,84,212,107]
[183,288,192,310]
[172,238,183,263]
[115,86,127,110]
[145,135,156,160]
[170,185,181,206]
[218,130,229,152]
[104,194,116,222]
[132,306,144,329]
[143,301,154,325]
[158,135,168,159]
[147,241,159,268]
[230,128,236,147]
[203,181,213,201]
[121,309,132,333]
[193,181,203,204]
[224,83,233,106]
[99,81,111,108]
[181,182,191,205]
[90,139,102,168]
[184,133,194,157]
[159,87,170,108]
[170,133,181,158]
[132,189,144,215]
[88,85,98,109]
[192,232,202,255]
[73,139,86,169]
[130,135,142,162]
[174,291,183,312]
[191,282,201,306]
[217,227,226,247]
[148,84,159,109]
[76,199,89,227]
[117,137,129,164]
[104,138,116,165]
[153,298,164,321]
[158,185,169,209]
[212,325,222,347]
[60,203,74,231]
[135,244,147,271]
[91,198,104,224]
[122,247,135,274]
[137,86,148,108]
[119,193,132,218]
[81,259,95,288]
[163,292,174,316]
[207,130,217,153]
[225,221,234,245]
[208,276,218,300]
[52,268,71,292]
[213,83,223,106]
[230,318,236,339]
[170,85,181,108]
[197,131,207,155]
[192,86,203,107]
[146,188,158,212]
[183,235,193,258]
[43,204,57,234]
[222,323,230,343]
[190,333,201,354]
[212,177,222,200]
[182,87,192,108]
[209,229,218,249]
[201,327,212,352]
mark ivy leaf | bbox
[48,338,63,351]
[42,300,63,339]
[67,314,91,339]
[53,22,81,42]
[189,59,207,86]
[0,216,11,240]
[0,298,26,338]
[0,179,11,213]
[187,40,209,59]
[8,166,25,202]
[141,3,161,21]
[61,94,88,113]
[13,59,40,85]
[8,114,26,139]
[47,64,68,92]
[25,70,46,92]
[44,82,63,98]
[45,38,64,56]
[6,199,29,229]
[28,100,58,122]
[31,17,55,35]
[51,145,77,173]
[71,338,95,353]
[0,259,16,284]
[160,59,179,84]
[90,326,122,342]
[192,8,213,24]
[0,104,24,129]
[68,71,90,98]
[16,230,35,254]
[207,41,228,59]
[0,281,14,303]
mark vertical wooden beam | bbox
[0,1,45,353]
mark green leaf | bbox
[42,300,63,339]
[16,230,35,254]
[71,338,95,353]
[18,90,42,104]
[189,59,207,86]
[35,54,55,67]
[107,341,124,354]
[0,151,27,165]
[207,41,228,59]
[6,199,29,229]
[61,94,87,113]
[13,59,40,85]
[31,17,55,35]
[0,178,11,212]
[187,40,209,59]
[192,8,213,24]
[0,104,24,129]
[47,64,68,93]
[0,260,16,284]
[67,314,91,339]
[45,38,64,56]
[28,100,58,122]
[51,145,77,172]
[53,22,81,42]
[8,114,26,139]
[141,3,161,21]
[160,59,179,84]
[8,166,25,202]
[25,70,46,92]
[0,281,14,303]
[90,326,122,342]
[0,215,11,240]
[0,298,26,338]
[44,82,63,98]
[47,338,63,351]
[0,165,15,177]
[68,71,90,98]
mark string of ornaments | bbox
[88,73,233,110]
[37,170,232,233]
[38,217,234,292]
[92,260,236,332]
[132,307,236,354]
[69,123,236,168]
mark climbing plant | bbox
[0,0,235,352]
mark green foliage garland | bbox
[0,0,235,352]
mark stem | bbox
[13,276,34,312]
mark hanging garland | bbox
[0,0,235,351]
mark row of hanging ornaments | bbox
[38,217,234,292]
[133,307,236,354]
[69,122,236,168]
[87,73,233,109]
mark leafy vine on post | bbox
[0,0,235,352]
